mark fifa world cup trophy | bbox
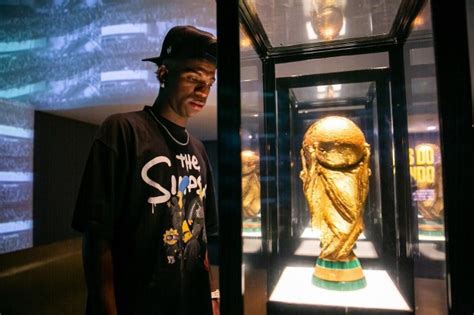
[242,150,261,218]
[241,150,261,232]
[300,116,371,290]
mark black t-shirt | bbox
[72,106,218,315]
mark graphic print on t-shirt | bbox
[141,152,207,268]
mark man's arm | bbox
[83,229,117,315]
[206,252,220,315]
[201,148,219,314]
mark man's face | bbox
[165,58,216,119]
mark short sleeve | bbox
[71,116,129,240]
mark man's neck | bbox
[152,97,187,127]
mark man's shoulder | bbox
[188,135,212,163]
[98,108,150,133]
[94,108,151,146]
[102,109,147,126]
[189,134,206,149]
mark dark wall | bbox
[33,112,98,246]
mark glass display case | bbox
[403,3,448,311]
[240,27,265,256]
[216,0,471,314]
[268,69,412,312]
[259,54,426,314]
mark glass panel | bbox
[276,52,389,78]
[404,1,448,314]
[292,82,372,103]
[245,0,402,47]
[240,27,266,315]
[241,27,264,250]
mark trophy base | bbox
[419,219,444,237]
[312,258,367,291]
[242,217,261,233]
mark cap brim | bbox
[203,53,217,64]
[141,56,163,64]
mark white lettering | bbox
[171,175,177,195]
[175,153,201,172]
[192,155,200,171]
[141,156,171,205]
[187,175,197,193]
[176,154,186,169]
[141,155,204,206]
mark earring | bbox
[160,82,165,88]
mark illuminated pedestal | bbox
[313,258,366,290]
[269,266,411,312]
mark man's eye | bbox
[187,76,214,88]
[186,75,201,83]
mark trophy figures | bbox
[242,150,261,232]
[300,116,371,290]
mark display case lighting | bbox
[306,21,318,40]
[270,267,411,311]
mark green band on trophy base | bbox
[419,229,444,236]
[242,227,261,233]
[419,219,444,236]
[312,258,367,291]
[242,217,261,233]
[316,258,361,269]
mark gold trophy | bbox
[300,116,371,290]
[242,150,261,232]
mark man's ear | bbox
[157,64,169,83]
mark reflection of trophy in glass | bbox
[242,150,261,231]
[413,143,444,236]
[310,0,344,40]
[300,116,371,290]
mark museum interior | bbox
[0,0,472,314]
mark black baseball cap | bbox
[142,25,217,65]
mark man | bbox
[72,25,219,315]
